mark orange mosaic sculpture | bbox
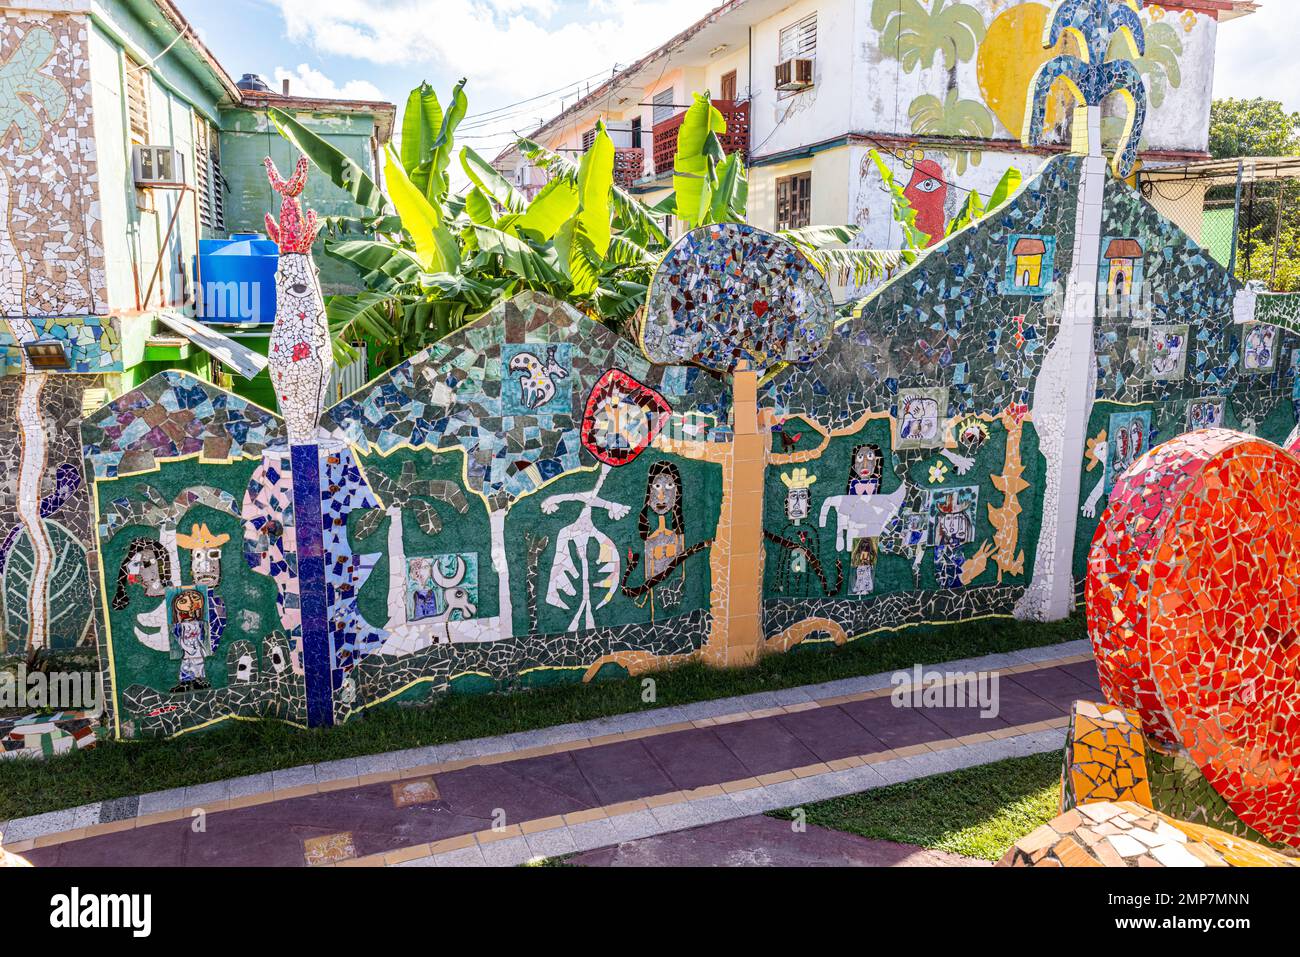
[1086,428,1300,849]
[1061,700,1153,811]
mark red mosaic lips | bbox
[1086,429,1300,847]
[580,369,672,468]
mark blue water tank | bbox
[194,233,279,324]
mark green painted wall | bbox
[218,108,379,294]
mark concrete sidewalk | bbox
[5,639,1096,867]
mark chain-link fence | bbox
[1139,158,1300,292]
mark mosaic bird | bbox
[509,346,568,410]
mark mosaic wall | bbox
[0,374,102,654]
[761,147,1300,649]
[84,296,732,737]
[0,12,107,318]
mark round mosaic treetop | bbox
[641,222,836,374]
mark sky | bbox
[178,0,1300,164]
[179,0,710,161]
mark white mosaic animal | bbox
[263,156,332,445]
[508,347,568,410]
[818,483,909,553]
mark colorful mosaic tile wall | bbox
[80,165,1300,739]
[83,296,735,737]
[0,374,102,654]
[762,152,1299,649]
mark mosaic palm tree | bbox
[871,0,986,73]
[1021,0,1148,178]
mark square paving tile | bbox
[571,740,676,805]
[711,716,821,777]
[392,778,440,808]
[777,706,890,762]
[837,696,948,749]
[640,728,751,791]
[303,831,356,866]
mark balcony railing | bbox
[614,147,644,189]
[652,99,750,177]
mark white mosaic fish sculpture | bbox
[264,156,332,444]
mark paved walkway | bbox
[4,640,1098,867]
[564,815,989,867]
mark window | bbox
[775,172,812,231]
[125,53,150,144]
[195,119,225,232]
[779,13,817,63]
[582,127,597,152]
[630,116,642,149]
[652,89,675,125]
[720,70,737,102]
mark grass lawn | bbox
[0,614,1083,823]
[767,751,1064,862]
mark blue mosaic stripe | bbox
[291,443,333,728]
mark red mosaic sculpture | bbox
[263,156,321,255]
[1086,428,1300,847]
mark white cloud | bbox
[272,63,386,101]
[271,0,704,99]
[1213,3,1300,113]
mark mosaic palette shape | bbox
[642,223,835,374]
[1086,429,1300,848]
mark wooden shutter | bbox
[125,54,150,144]
[776,172,812,231]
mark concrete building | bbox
[494,0,1257,250]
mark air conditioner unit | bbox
[132,145,186,187]
[774,58,815,92]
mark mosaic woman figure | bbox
[933,495,976,589]
[112,539,172,610]
[764,468,840,597]
[620,461,712,618]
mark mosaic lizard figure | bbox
[264,156,331,444]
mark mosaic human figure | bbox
[933,494,976,589]
[620,461,712,617]
[112,539,171,609]
[169,587,210,693]
[542,465,628,632]
[175,523,229,653]
[766,469,839,596]
[846,445,883,595]
[263,156,331,444]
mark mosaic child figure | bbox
[765,468,839,596]
[846,444,883,596]
[169,588,210,693]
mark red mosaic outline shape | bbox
[1086,428,1300,847]
[580,369,671,468]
